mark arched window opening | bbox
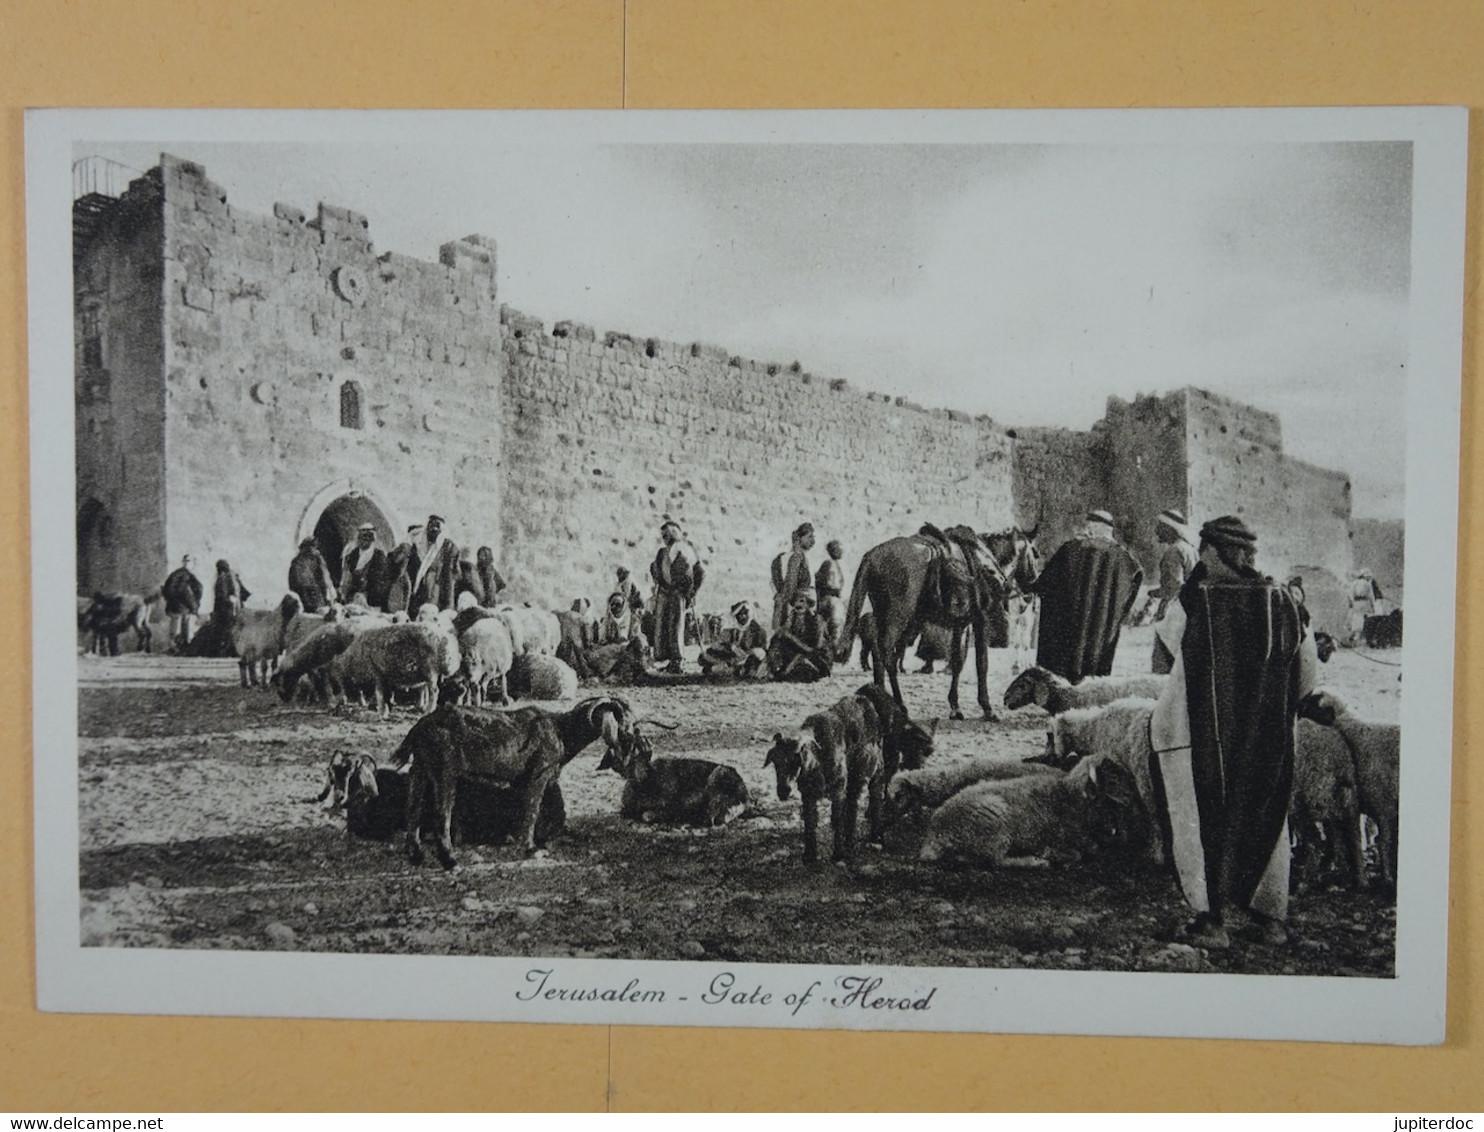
[339,380,364,430]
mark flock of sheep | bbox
[191,587,1402,900]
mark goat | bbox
[309,751,565,845]
[1003,665,1166,714]
[598,725,751,827]
[1299,689,1400,890]
[852,682,936,783]
[81,591,157,655]
[397,695,635,868]
[326,622,449,717]
[918,756,1118,868]
[763,694,884,864]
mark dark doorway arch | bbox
[77,497,113,594]
[312,493,396,586]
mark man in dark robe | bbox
[161,554,204,651]
[1030,509,1143,682]
[1150,515,1318,950]
[339,523,389,609]
[288,538,337,614]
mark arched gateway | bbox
[297,483,399,587]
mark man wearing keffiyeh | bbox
[1149,515,1320,950]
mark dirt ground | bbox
[75,626,1401,976]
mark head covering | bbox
[1085,509,1115,528]
[181,554,195,565]
[827,540,843,557]
[616,566,630,580]
[299,538,316,550]
[455,591,479,612]
[793,522,814,541]
[660,520,681,536]
[1200,515,1258,551]
[407,524,423,535]
[731,600,750,619]
[357,523,376,534]
[1157,509,1190,539]
[426,514,445,526]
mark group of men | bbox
[156,513,508,653]
[1034,505,1320,949]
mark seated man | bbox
[767,592,833,683]
[699,601,769,677]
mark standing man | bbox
[161,554,203,652]
[613,566,644,615]
[1149,508,1199,674]
[1347,569,1384,646]
[339,523,389,609]
[772,522,816,634]
[410,514,461,612]
[814,538,847,653]
[650,520,705,674]
[287,537,337,614]
[1030,510,1143,683]
[1150,515,1318,949]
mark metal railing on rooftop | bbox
[72,156,145,201]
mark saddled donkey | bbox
[835,525,1010,721]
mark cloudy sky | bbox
[81,135,1413,517]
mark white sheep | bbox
[229,593,303,688]
[274,620,358,703]
[1300,689,1400,889]
[1290,719,1364,889]
[508,652,579,701]
[1045,697,1160,859]
[888,755,1059,816]
[326,622,450,717]
[918,757,1109,867]
[458,615,516,705]
[1002,665,1166,714]
[495,603,561,657]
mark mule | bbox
[835,527,1012,721]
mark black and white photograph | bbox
[27,108,1466,1042]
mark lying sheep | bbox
[1042,697,1161,859]
[508,653,579,701]
[326,622,450,717]
[1299,689,1400,890]
[458,615,516,706]
[1002,665,1166,714]
[918,757,1115,867]
[230,593,302,688]
[888,754,1059,821]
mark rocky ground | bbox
[75,626,1401,976]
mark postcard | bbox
[28,107,1467,1042]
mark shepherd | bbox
[1030,510,1143,683]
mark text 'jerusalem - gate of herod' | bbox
[73,153,1397,636]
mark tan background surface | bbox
[0,0,1478,1112]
